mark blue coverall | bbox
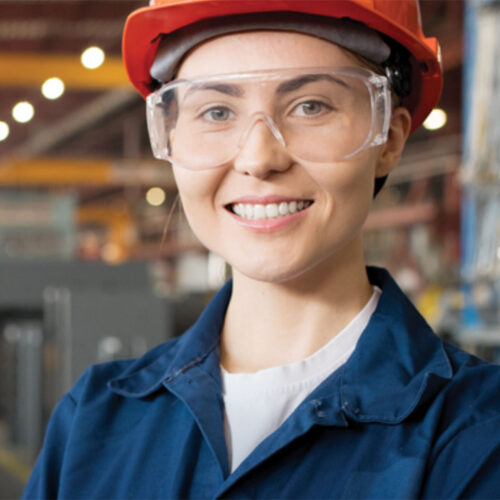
[23,267,500,499]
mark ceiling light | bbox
[146,187,166,207]
[81,46,105,69]
[423,108,447,131]
[12,101,34,123]
[0,121,9,141]
[42,77,65,100]
[101,243,124,264]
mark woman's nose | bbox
[232,115,293,178]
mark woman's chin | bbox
[229,257,317,285]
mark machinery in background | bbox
[458,0,500,359]
[0,260,206,460]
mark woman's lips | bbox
[224,198,314,232]
[226,199,313,220]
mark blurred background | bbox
[0,0,499,496]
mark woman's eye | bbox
[201,106,234,122]
[292,101,331,117]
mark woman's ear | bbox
[375,106,412,177]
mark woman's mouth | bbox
[226,200,314,220]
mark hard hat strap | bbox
[150,12,391,85]
[383,42,412,99]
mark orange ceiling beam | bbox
[0,157,112,185]
[0,52,131,89]
[0,157,175,187]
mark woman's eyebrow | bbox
[180,74,347,102]
[182,82,244,101]
[276,74,348,94]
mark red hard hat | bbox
[122,0,443,133]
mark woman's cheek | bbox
[310,169,375,253]
[173,167,225,248]
[178,190,213,240]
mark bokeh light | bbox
[0,121,9,141]
[81,46,105,69]
[42,77,65,100]
[146,187,166,207]
[12,101,34,123]
[423,108,447,131]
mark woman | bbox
[24,1,500,499]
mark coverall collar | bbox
[108,266,453,425]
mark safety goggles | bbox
[146,67,392,170]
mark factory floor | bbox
[0,463,26,500]
[0,424,32,499]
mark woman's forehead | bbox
[176,30,361,80]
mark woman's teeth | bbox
[230,200,312,220]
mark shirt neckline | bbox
[220,286,381,393]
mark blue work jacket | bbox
[24,267,500,499]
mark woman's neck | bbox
[220,237,373,373]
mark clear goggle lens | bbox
[146,67,392,169]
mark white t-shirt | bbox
[220,286,382,473]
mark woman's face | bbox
[172,31,395,283]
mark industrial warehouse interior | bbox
[1,0,500,497]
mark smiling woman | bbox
[23,1,500,500]
[170,32,406,290]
